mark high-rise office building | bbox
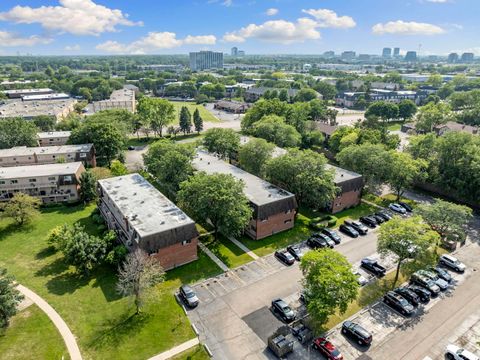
[323,51,335,58]
[393,48,400,57]
[231,47,238,56]
[189,51,224,71]
[448,53,459,63]
[341,51,356,60]
[382,47,392,58]
[461,52,474,63]
[404,51,417,62]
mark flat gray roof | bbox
[37,131,72,139]
[326,164,362,184]
[193,150,294,207]
[98,173,195,238]
[0,162,82,179]
[0,98,76,118]
[0,144,93,157]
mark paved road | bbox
[369,241,480,360]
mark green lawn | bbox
[363,193,417,209]
[332,203,380,227]
[0,305,69,360]
[387,122,403,131]
[0,204,222,360]
[239,213,312,257]
[172,345,210,360]
[202,234,254,269]
[171,101,220,123]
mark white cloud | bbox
[302,8,356,29]
[96,32,217,54]
[64,44,81,51]
[223,18,321,44]
[0,0,141,36]
[425,0,448,3]
[372,20,445,35]
[266,8,279,16]
[208,0,233,6]
[0,31,52,47]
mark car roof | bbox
[181,285,193,292]
[274,299,288,307]
[441,254,457,261]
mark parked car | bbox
[354,270,368,286]
[410,274,441,296]
[286,245,305,261]
[312,338,344,360]
[339,224,359,238]
[389,203,407,214]
[360,258,386,277]
[445,344,479,360]
[416,270,449,291]
[407,285,431,303]
[321,228,342,244]
[179,285,199,308]
[399,201,413,212]
[290,323,313,344]
[371,213,386,224]
[341,321,372,346]
[439,254,466,273]
[312,233,335,248]
[359,215,377,228]
[271,298,296,322]
[375,211,392,221]
[275,250,295,265]
[127,145,135,150]
[429,266,452,283]
[307,236,329,249]
[394,287,420,307]
[344,220,368,235]
[383,291,415,316]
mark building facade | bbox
[0,162,85,203]
[193,151,297,240]
[326,165,364,213]
[91,88,136,113]
[2,88,54,99]
[382,48,392,58]
[189,51,224,71]
[97,174,198,270]
[0,144,96,168]
[214,100,251,113]
[37,131,71,147]
[0,99,77,121]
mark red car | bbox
[313,338,343,360]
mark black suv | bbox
[375,211,392,221]
[286,245,304,261]
[399,201,413,212]
[274,250,295,265]
[341,321,372,346]
[271,298,296,322]
[359,216,377,228]
[344,220,368,235]
[394,287,420,307]
[360,258,386,277]
[321,228,341,244]
[339,224,359,238]
[383,291,415,316]
[307,236,329,249]
[371,213,385,224]
[407,285,431,303]
[410,274,440,297]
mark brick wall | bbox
[247,211,295,240]
[153,237,198,270]
[331,190,361,213]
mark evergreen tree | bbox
[179,106,192,135]
[0,268,24,329]
[193,108,203,134]
[79,170,98,203]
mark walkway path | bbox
[227,236,259,260]
[17,284,82,360]
[148,338,200,360]
[198,241,229,272]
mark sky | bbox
[0,0,478,56]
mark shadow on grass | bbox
[35,256,70,277]
[357,276,398,308]
[202,236,231,268]
[35,246,57,260]
[0,222,20,241]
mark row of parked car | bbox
[340,210,393,238]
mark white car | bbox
[440,254,466,273]
[354,270,368,286]
[389,203,407,214]
[446,344,479,360]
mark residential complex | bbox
[2,88,54,99]
[0,144,96,168]
[326,164,364,213]
[91,88,136,113]
[193,150,297,240]
[37,131,72,147]
[0,98,77,121]
[214,100,251,113]
[189,51,224,71]
[336,88,424,108]
[97,173,199,270]
[245,87,302,102]
[0,162,85,203]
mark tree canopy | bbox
[0,268,24,329]
[0,193,41,226]
[202,128,240,161]
[0,118,38,149]
[251,115,302,148]
[238,138,275,177]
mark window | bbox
[284,219,292,224]
[0,181,4,185]
[64,175,72,182]
[29,179,37,183]
[10,180,18,184]
[80,153,87,158]
[285,209,291,214]
[261,217,268,222]
[48,177,56,181]
[182,239,192,245]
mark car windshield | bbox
[331,349,341,356]
[282,305,292,312]
[185,291,196,298]
[398,297,409,306]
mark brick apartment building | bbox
[193,151,297,240]
[37,131,71,146]
[97,174,198,270]
[326,164,364,213]
[0,144,96,168]
[0,162,85,203]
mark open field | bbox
[0,204,222,360]
[171,101,220,123]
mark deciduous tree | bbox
[0,118,38,149]
[202,128,240,161]
[0,193,41,226]
[238,138,275,177]
[0,268,24,329]
[79,170,98,203]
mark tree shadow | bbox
[35,246,57,260]
[35,256,70,277]
[201,236,231,268]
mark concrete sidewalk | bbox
[17,284,82,360]
[198,241,229,272]
[148,338,200,360]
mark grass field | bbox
[364,193,417,209]
[0,305,69,360]
[0,204,222,360]
[202,234,254,269]
[171,101,220,123]
[332,203,380,227]
[172,345,210,360]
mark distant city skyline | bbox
[0,0,478,56]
